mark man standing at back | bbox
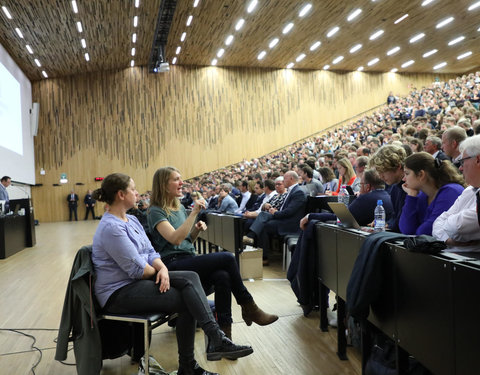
[67,189,79,221]
[0,176,11,212]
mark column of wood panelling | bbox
[31,66,454,222]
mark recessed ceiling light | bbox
[391,68,398,73]
[193,0,200,7]
[131,47,136,56]
[2,6,12,19]
[34,58,41,67]
[457,51,472,59]
[176,46,181,54]
[323,64,330,70]
[369,30,384,40]
[211,58,217,66]
[327,26,339,37]
[42,71,48,78]
[26,45,33,54]
[15,28,24,38]
[401,60,414,68]
[186,15,193,26]
[478,26,480,31]
[181,32,186,42]
[349,44,362,53]
[433,62,447,69]
[133,16,138,27]
[71,1,78,13]
[310,41,321,51]
[423,49,438,57]
[387,46,400,55]
[135,0,140,8]
[332,56,344,64]
[269,38,279,48]
[421,0,435,6]
[409,33,425,43]
[283,23,294,34]
[448,36,465,45]
[84,53,90,61]
[172,57,177,64]
[130,60,135,67]
[347,8,362,21]
[247,0,258,13]
[299,4,312,17]
[436,17,454,28]
[258,50,267,60]
[217,48,224,58]
[394,14,409,24]
[468,1,480,10]
[367,58,379,66]
[357,66,364,71]
[225,35,234,45]
[235,19,245,31]
[132,33,137,43]
[286,62,294,69]
[81,39,86,48]
[296,53,306,62]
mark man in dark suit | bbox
[424,136,450,161]
[67,189,79,221]
[300,169,394,229]
[442,126,467,169]
[244,171,307,265]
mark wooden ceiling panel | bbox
[0,0,479,81]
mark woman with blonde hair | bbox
[399,152,465,235]
[147,167,278,340]
[332,158,360,195]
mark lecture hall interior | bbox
[0,0,480,374]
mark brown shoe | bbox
[242,235,254,246]
[262,259,269,266]
[241,300,278,326]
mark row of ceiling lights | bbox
[1,4,48,77]
[172,0,201,65]
[282,1,480,72]
[202,0,480,73]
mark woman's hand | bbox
[155,267,170,293]
[195,220,207,231]
[192,198,206,213]
[401,182,419,197]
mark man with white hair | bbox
[433,134,480,251]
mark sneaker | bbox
[327,309,337,328]
[242,235,254,246]
[139,355,169,375]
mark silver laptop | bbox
[327,202,361,229]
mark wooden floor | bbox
[0,221,361,375]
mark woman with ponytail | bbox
[399,152,465,235]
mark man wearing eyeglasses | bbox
[433,134,480,251]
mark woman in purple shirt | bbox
[92,173,252,375]
[399,152,466,235]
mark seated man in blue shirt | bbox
[300,169,394,229]
[218,184,239,214]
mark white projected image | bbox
[0,62,23,155]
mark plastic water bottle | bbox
[374,200,386,232]
[338,185,349,206]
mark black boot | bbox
[206,331,253,361]
[178,360,219,375]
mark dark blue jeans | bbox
[165,252,253,325]
[104,270,217,367]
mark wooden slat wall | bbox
[31,65,453,222]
